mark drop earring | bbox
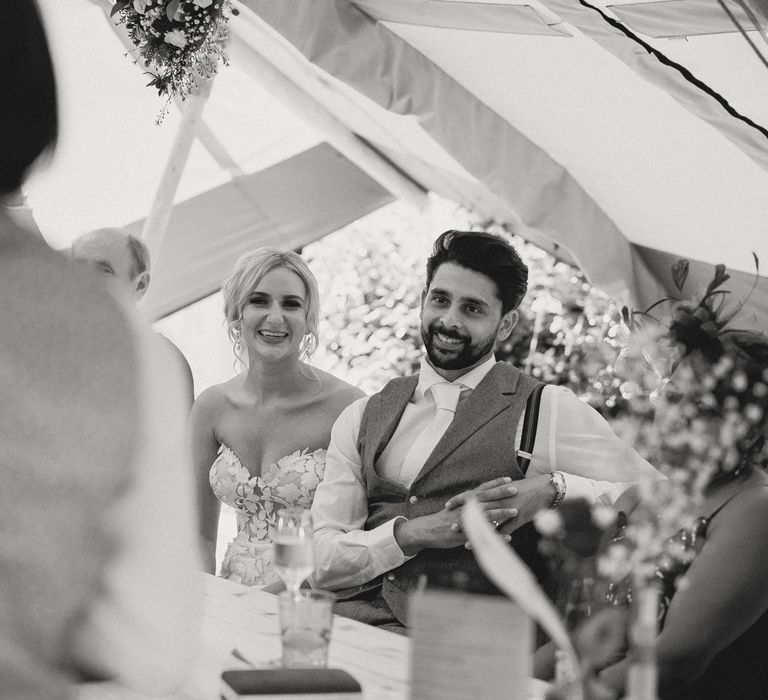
[233,326,242,357]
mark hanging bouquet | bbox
[110,0,237,111]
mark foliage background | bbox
[304,197,628,413]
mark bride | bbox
[190,249,363,585]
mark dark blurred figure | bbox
[0,3,200,698]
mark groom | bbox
[310,230,659,631]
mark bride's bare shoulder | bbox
[192,375,245,416]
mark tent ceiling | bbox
[352,0,571,35]
[129,143,394,319]
[241,0,768,321]
[609,0,754,37]
[29,0,768,327]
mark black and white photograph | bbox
[2,1,768,698]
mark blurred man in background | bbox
[72,226,194,402]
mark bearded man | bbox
[310,230,659,632]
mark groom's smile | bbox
[420,262,517,376]
[428,326,468,354]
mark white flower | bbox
[619,380,642,400]
[688,434,710,454]
[193,0,214,6]
[533,509,563,536]
[714,355,735,378]
[164,29,187,48]
[731,370,748,392]
[597,543,631,580]
[690,417,708,434]
[745,403,764,424]
[133,0,148,13]
[591,504,617,529]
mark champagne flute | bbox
[274,507,314,599]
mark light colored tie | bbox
[399,382,462,486]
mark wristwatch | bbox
[548,471,566,509]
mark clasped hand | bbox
[394,475,552,555]
[445,474,553,537]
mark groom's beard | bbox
[421,322,497,371]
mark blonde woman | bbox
[190,249,363,586]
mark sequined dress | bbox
[608,491,768,700]
[656,501,768,700]
[209,445,326,587]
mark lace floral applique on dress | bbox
[209,445,327,587]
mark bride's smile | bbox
[241,266,308,360]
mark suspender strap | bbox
[516,382,546,476]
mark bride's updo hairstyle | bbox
[222,248,320,365]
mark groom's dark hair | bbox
[425,230,528,313]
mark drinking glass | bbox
[274,506,314,599]
[278,589,335,668]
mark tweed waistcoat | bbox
[356,361,543,624]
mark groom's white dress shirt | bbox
[311,355,659,590]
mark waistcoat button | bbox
[409,496,418,504]
[387,573,396,581]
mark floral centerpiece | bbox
[533,503,627,700]
[610,256,765,583]
[535,256,767,699]
[110,0,237,118]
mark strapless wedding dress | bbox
[209,444,327,587]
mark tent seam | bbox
[577,0,768,143]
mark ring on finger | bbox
[491,520,499,528]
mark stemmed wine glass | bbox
[274,507,315,599]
